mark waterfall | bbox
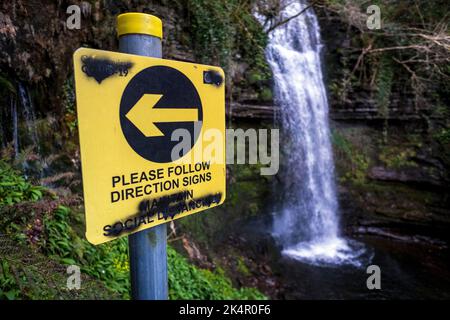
[18,82,41,153]
[262,1,365,266]
[16,82,44,178]
[11,97,19,157]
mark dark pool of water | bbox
[274,236,450,299]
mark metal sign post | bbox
[117,13,168,300]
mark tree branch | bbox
[266,3,313,33]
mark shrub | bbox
[0,160,43,205]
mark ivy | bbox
[375,55,394,142]
[186,0,270,79]
[375,55,393,116]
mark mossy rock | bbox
[258,87,273,102]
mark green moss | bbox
[0,73,15,96]
[332,130,370,185]
[434,128,450,145]
[258,87,273,102]
[236,256,251,277]
[379,146,417,169]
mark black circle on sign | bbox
[120,66,203,163]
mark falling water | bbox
[18,82,41,153]
[11,97,19,157]
[262,1,365,266]
[16,82,45,178]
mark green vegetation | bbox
[0,260,19,300]
[62,78,77,135]
[329,0,448,93]
[168,247,264,299]
[0,236,118,300]
[375,56,393,116]
[179,122,273,249]
[236,255,251,277]
[0,161,43,206]
[0,73,15,96]
[0,160,266,300]
[324,1,449,138]
[177,161,270,246]
[185,0,272,99]
[379,146,417,169]
[332,130,370,185]
[186,0,268,69]
[375,55,393,142]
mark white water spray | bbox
[261,1,365,266]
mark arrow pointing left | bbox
[125,94,199,137]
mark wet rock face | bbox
[0,0,193,112]
[332,123,450,241]
[368,166,447,188]
[0,0,273,120]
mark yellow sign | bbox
[73,48,226,245]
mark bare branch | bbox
[266,4,313,33]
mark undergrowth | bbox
[0,160,266,300]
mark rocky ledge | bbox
[228,102,278,121]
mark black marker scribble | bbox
[203,70,223,86]
[81,55,133,83]
[103,191,223,237]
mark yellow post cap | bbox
[116,13,163,38]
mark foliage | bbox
[375,55,393,114]
[0,161,266,299]
[62,78,77,134]
[323,0,449,120]
[0,260,20,300]
[0,234,118,300]
[259,87,273,101]
[0,72,15,96]
[0,159,116,299]
[186,0,235,66]
[236,255,251,277]
[375,54,394,142]
[0,160,43,206]
[44,206,131,298]
[44,205,266,300]
[186,0,266,62]
[434,128,450,146]
[332,130,370,184]
[167,246,265,299]
[185,0,271,86]
[433,127,450,170]
[379,146,417,169]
